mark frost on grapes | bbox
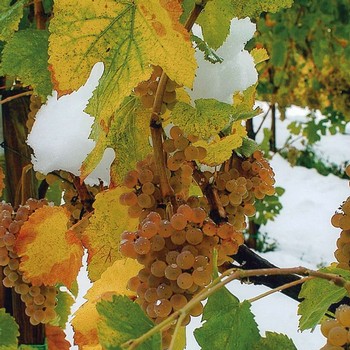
[26,62,115,185]
[189,17,258,103]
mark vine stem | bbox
[0,91,33,105]
[149,2,206,204]
[121,266,350,349]
[247,276,311,304]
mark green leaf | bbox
[1,29,52,100]
[197,0,234,50]
[18,345,47,350]
[194,287,260,350]
[0,0,24,42]
[236,138,259,157]
[97,295,161,350]
[191,35,223,64]
[171,99,238,140]
[298,266,350,331]
[0,308,19,350]
[82,96,152,185]
[230,0,294,19]
[253,332,297,350]
[51,290,75,328]
[197,0,294,49]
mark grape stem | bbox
[121,266,350,349]
[149,2,205,205]
[247,276,311,304]
[72,176,94,213]
[0,91,33,105]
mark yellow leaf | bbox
[81,187,139,281]
[15,207,83,288]
[72,258,140,349]
[251,47,269,66]
[49,0,196,179]
[193,122,247,166]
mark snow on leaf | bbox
[0,308,19,350]
[15,206,83,288]
[1,29,53,100]
[96,295,161,350]
[0,0,24,42]
[298,266,350,331]
[194,286,260,350]
[81,96,151,186]
[81,187,139,281]
[49,0,196,178]
[193,122,246,166]
[252,332,297,350]
[72,259,141,349]
[171,99,238,140]
[45,325,70,350]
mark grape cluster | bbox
[212,150,275,231]
[27,94,42,131]
[333,165,350,270]
[120,126,208,221]
[120,205,243,348]
[320,304,350,349]
[0,199,58,325]
[134,66,178,113]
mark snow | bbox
[26,62,115,185]
[189,18,258,103]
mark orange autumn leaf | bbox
[45,324,71,350]
[72,258,140,348]
[15,206,83,288]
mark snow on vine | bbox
[26,62,115,185]
[189,17,258,103]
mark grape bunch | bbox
[320,304,350,349]
[134,65,178,113]
[27,94,42,132]
[120,205,243,348]
[212,150,275,231]
[0,199,58,325]
[332,165,350,270]
[120,126,208,221]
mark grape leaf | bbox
[96,295,161,350]
[236,138,259,157]
[81,96,151,186]
[194,286,260,350]
[196,0,234,50]
[0,0,24,42]
[298,266,350,331]
[193,122,247,166]
[196,0,293,50]
[51,290,75,329]
[191,35,223,64]
[171,99,238,140]
[0,308,19,350]
[81,187,139,281]
[1,29,53,100]
[232,85,262,121]
[45,325,70,350]
[15,206,83,288]
[72,259,141,349]
[49,0,196,178]
[251,47,269,66]
[252,332,296,350]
